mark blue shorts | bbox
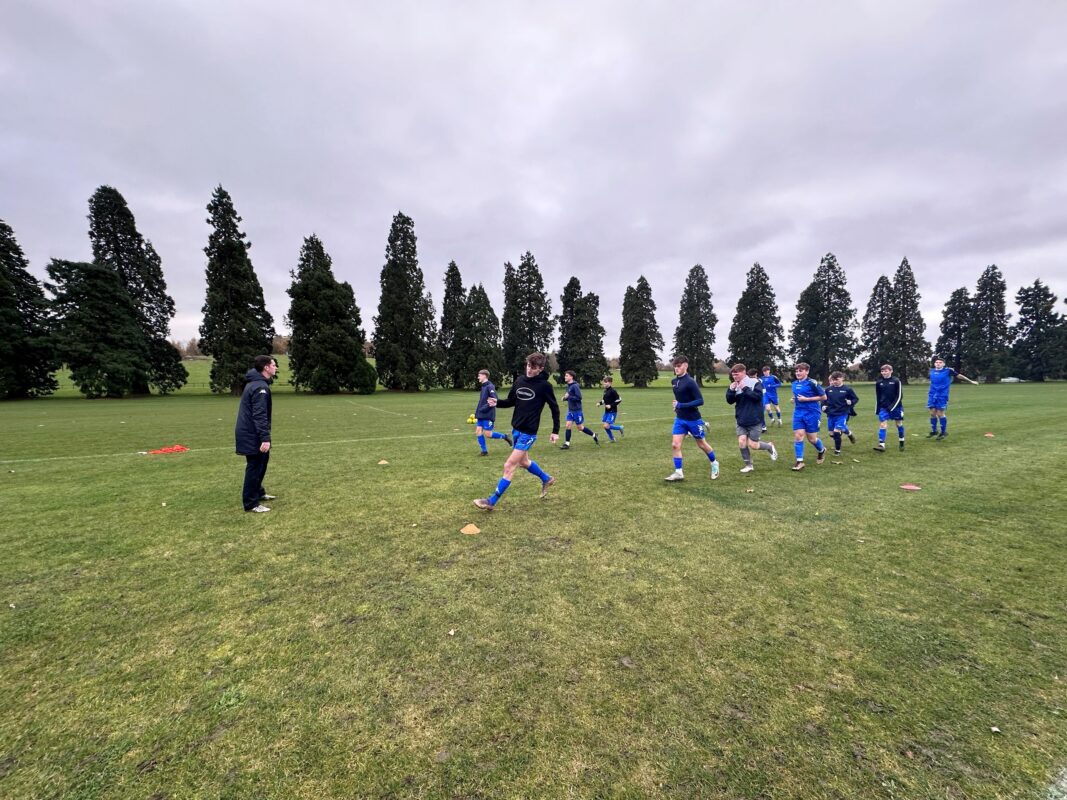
[566,411,584,425]
[764,392,779,405]
[672,418,706,439]
[511,430,537,451]
[827,414,850,431]
[878,408,904,422]
[792,412,821,433]
[927,392,948,410]
[475,418,495,430]
[602,412,617,424]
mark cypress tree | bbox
[860,276,894,380]
[0,219,58,398]
[570,292,609,386]
[726,262,784,369]
[199,186,275,395]
[500,252,553,380]
[935,287,971,372]
[672,264,718,385]
[964,265,1012,381]
[438,261,467,389]
[372,212,436,391]
[500,261,522,383]
[555,276,583,383]
[619,275,664,387]
[1010,280,1062,381]
[88,186,187,394]
[885,257,930,383]
[456,283,505,388]
[788,252,858,383]
[46,260,150,398]
[286,234,376,394]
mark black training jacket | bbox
[235,369,272,455]
[495,370,561,436]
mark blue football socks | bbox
[488,477,511,506]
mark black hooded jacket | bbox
[495,370,561,436]
[235,368,272,455]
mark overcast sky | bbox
[3,1,1066,359]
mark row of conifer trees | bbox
[2,186,1064,399]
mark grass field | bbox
[2,361,1066,799]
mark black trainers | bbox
[936,432,946,440]
[560,443,570,450]
[873,443,886,452]
[899,441,905,450]
[593,433,600,446]
[927,431,938,438]
[503,434,514,447]
[847,433,856,444]
[833,449,841,456]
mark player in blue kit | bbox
[473,369,513,455]
[927,357,978,439]
[761,366,784,427]
[664,356,719,482]
[473,352,560,510]
[597,375,624,442]
[789,362,827,471]
[873,364,905,452]
[822,371,859,455]
[560,370,600,449]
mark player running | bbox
[874,364,905,452]
[597,375,624,442]
[473,369,513,455]
[473,353,560,510]
[790,362,828,471]
[726,363,778,473]
[822,371,859,455]
[560,370,600,449]
[664,356,720,482]
[761,366,784,427]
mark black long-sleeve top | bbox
[495,371,561,436]
[601,387,621,412]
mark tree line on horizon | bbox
[2,186,1065,399]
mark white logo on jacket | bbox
[516,387,535,400]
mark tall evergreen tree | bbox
[437,261,467,389]
[88,186,187,394]
[500,261,522,384]
[46,260,150,398]
[619,275,664,387]
[500,252,553,381]
[726,262,784,369]
[372,211,436,391]
[286,234,376,394]
[964,264,1012,381]
[555,276,583,383]
[860,275,894,380]
[454,283,505,389]
[935,287,971,372]
[1010,280,1062,381]
[199,186,275,395]
[885,257,930,383]
[672,264,718,385]
[569,292,609,387]
[788,252,858,383]
[0,219,58,398]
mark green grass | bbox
[2,372,1066,798]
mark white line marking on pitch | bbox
[0,412,728,465]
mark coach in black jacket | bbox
[235,355,277,512]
